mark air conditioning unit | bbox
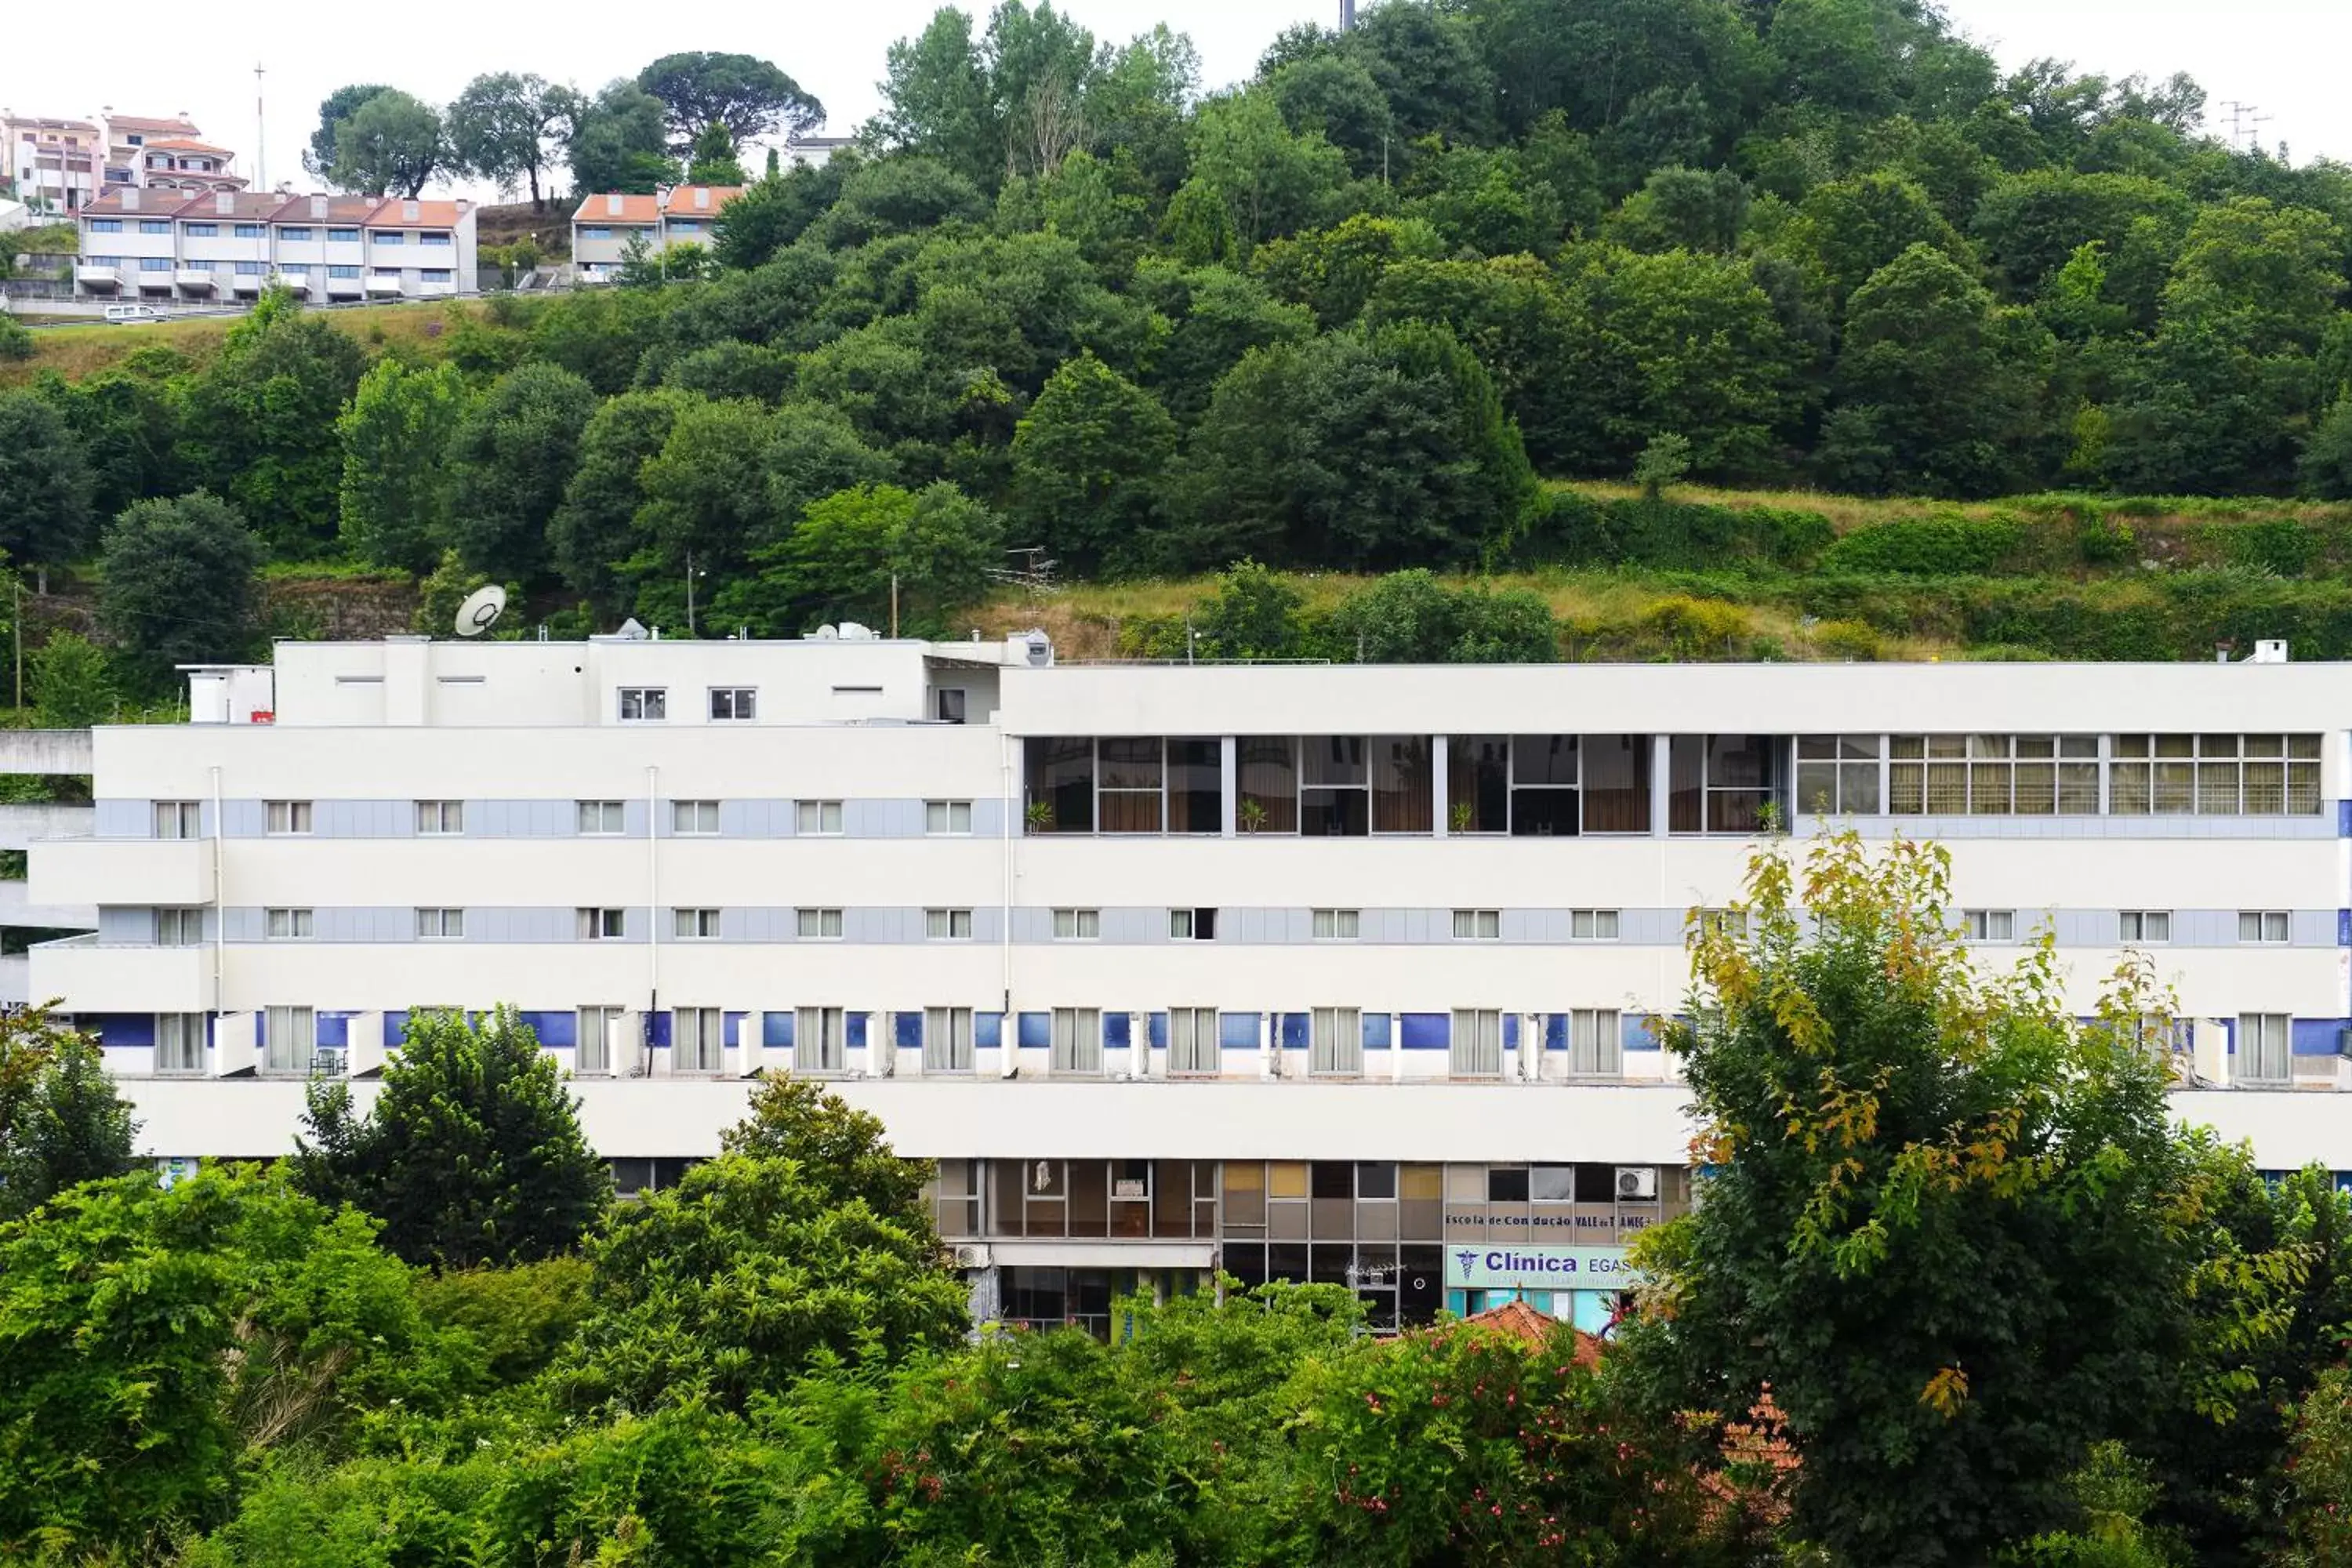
[951,1244,993,1269]
[1615,1166,1658,1201]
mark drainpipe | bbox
[209,764,224,1018]
[646,764,659,1022]
[1000,731,1016,1077]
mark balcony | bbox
[0,880,97,930]
[0,804,94,851]
[416,278,456,298]
[28,834,211,906]
[324,274,364,298]
[363,274,405,297]
[31,937,209,1014]
[174,268,216,292]
[230,273,264,295]
[74,263,121,289]
[274,270,310,294]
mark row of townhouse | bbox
[571,185,742,281]
[76,189,477,301]
[5,109,242,213]
[23,630,2352,1332]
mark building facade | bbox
[3,112,100,213]
[76,191,477,301]
[571,187,742,282]
[27,636,2352,1330]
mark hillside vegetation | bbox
[5,0,2352,699]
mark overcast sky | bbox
[5,0,2344,202]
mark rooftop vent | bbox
[1009,630,1054,668]
[402,199,419,222]
[695,187,710,209]
[215,191,233,214]
[2250,638,2290,664]
[605,194,622,216]
[310,194,327,218]
[121,187,138,211]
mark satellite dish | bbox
[456,585,506,637]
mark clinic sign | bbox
[1445,1245,1638,1290]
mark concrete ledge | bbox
[0,731,92,775]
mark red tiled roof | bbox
[145,138,232,154]
[267,194,379,223]
[365,198,466,228]
[169,191,288,220]
[572,192,659,223]
[107,114,201,134]
[661,184,743,216]
[1455,1298,1607,1364]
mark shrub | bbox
[1820,514,2024,575]
[1809,619,1886,660]
[1642,595,1751,657]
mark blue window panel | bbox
[2339,909,2350,947]
[2339,800,2351,836]
[764,1011,793,1050]
[328,228,360,241]
[848,1014,868,1050]
[1503,1014,1519,1051]
[1362,1012,1392,1050]
[1104,1012,1131,1049]
[522,1011,576,1048]
[1149,1012,1167,1050]
[1399,1013,1450,1050]
[724,1011,748,1048]
[385,1011,409,1044]
[976,1011,1004,1050]
[2292,1018,2344,1056]
[1219,1012,1259,1052]
[645,1012,672,1049]
[895,1011,922,1050]
[89,219,122,233]
[315,1013,352,1049]
[1624,1015,1662,1052]
[1017,1012,1051,1050]
[88,1012,156,1047]
[1280,1012,1308,1051]
[1544,1014,1568,1051]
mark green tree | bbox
[1269,53,1395,177]
[42,367,185,521]
[31,632,116,729]
[564,79,674,194]
[1250,212,1446,328]
[871,6,1000,188]
[550,387,695,612]
[711,161,848,269]
[1134,260,1316,424]
[754,480,1004,633]
[1325,568,1558,662]
[1187,87,1350,251]
[329,89,445,198]
[0,1166,430,1560]
[0,389,95,579]
[97,492,266,690]
[720,1073,935,1221]
[1617,829,2227,1567]
[446,71,567,207]
[445,361,598,583]
[2300,396,2352,499]
[0,1007,136,1226]
[685,122,748,185]
[1363,253,1594,470]
[1192,558,1306,658]
[178,289,368,557]
[336,358,468,572]
[637,51,824,154]
[1789,170,1973,308]
[1010,351,1177,572]
[2278,1366,2352,1567]
[303,83,391,180]
[813,155,989,248]
[287,1005,609,1271]
[630,395,779,606]
[0,311,31,361]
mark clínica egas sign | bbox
[1443,1245,1639,1290]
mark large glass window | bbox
[1167,1007,1219,1075]
[155,1013,205,1074]
[924,1007,975,1072]
[1450,735,1650,834]
[1025,737,1094,832]
[1568,1009,1622,1076]
[1511,733,1579,836]
[1311,1007,1363,1076]
[2111,734,2320,815]
[576,1006,619,1074]
[794,1007,846,1073]
[1890,735,2099,815]
[1098,738,1163,833]
[263,1005,315,1075]
[673,1007,722,1073]
[1370,736,1432,833]
[1671,735,1780,833]
[1450,1010,1502,1077]
[1795,735,1883,815]
[1052,1007,1102,1073]
[1449,735,1510,833]
[1301,736,1369,837]
[1238,737,1298,833]
[2236,1013,2290,1085]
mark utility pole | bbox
[13,579,21,713]
[684,550,697,637]
[254,64,266,190]
[890,572,900,638]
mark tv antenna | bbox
[2219,100,2272,151]
[455,585,507,637]
[989,546,1058,596]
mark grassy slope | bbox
[0,299,486,387]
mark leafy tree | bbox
[552,389,691,607]
[753,480,1004,633]
[1325,568,1558,662]
[0,390,94,579]
[288,1006,608,1271]
[447,71,567,207]
[41,366,184,521]
[630,395,779,601]
[1250,212,1446,328]
[97,492,266,690]
[177,289,368,557]
[2300,396,2352,499]
[1187,87,1350,251]
[31,632,116,729]
[303,83,390,180]
[1790,170,1973,307]
[1634,430,1693,496]
[712,162,850,269]
[1010,350,1177,571]
[1134,260,1316,424]
[0,1166,430,1560]
[0,1007,136,1226]
[1363,253,1593,470]
[814,155,988,248]
[637,51,824,155]
[1269,53,1395,178]
[1616,829,2227,1567]
[720,1073,935,1221]
[1969,170,2194,309]
[872,6,1001,188]
[564,79,674,194]
[445,361,598,582]
[329,88,445,198]
[1192,558,1306,658]
[1469,0,1767,143]
[1343,0,1499,147]
[1608,164,1751,253]
[0,310,31,361]
[684,123,748,186]
[2278,1366,2352,1567]
[336,358,468,572]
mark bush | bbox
[0,312,33,361]
[1820,514,2024,575]
[1642,595,1751,657]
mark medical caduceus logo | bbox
[1454,1248,1479,1276]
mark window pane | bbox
[1238,737,1297,833]
[1167,739,1223,833]
[1449,735,1509,832]
[1371,736,1432,833]
[1025,738,1094,832]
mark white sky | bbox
[4,0,2346,201]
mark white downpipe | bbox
[209,764,224,1018]
[646,764,659,1022]
[1000,733,1016,1078]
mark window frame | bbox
[1569,908,1621,941]
[154,800,202,839]
[1451,909,1501,940]
[924,907,974,940]
[796,800,844,836]
[1170,907,1218,941]
[264,799,312,836]
[1567,1008,1623,1077]
[155,1011,206,1075]
[1449,1008,1504,1079]
[577,800,626,836]
[415,800,464,835]
[414,906,465,940]
[264,907,314,940]
[670,800,720,836]
[924,799,973,835]
[796,907,845,939]
[2238,909,2291,944]
[671,907,721,939]
[1164,1007,1218,1076]
[924,1006,975,1072]
[672,1007,724,1073]
[1310,1006,1363,1077]
[616,686,667,723]
[708,687,757,721]
[2120,909,2172,944]
[794,1006,848,1073]
[575,1005,621,1075]
[1962,909,2016,942]
[154,906,203,946]
[1052,907,1101,940]
[2235,1011,2291,1086]
[1312,908,1360,940]
[577,907,626,940]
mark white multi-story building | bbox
[96,112,208,191]
[359,197,477,299]
[570,186,742,281]
[75,191,477,301]
[268,194,376,300]
[3,111,100,213]
[26,634,2352,1331]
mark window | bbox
[2111,734,2321,815]
[796,800,844,835]
[139,219,170,234]
[154,800,201,838]
[2239,910,2290,944]
[423,269,452,284]
[1794,735,1885,815]
[1569,1009,1622,1076]
[416,800,463,834]
[1312,909,1360,939]
[1962,909,2015,942]
[672,908,720,938]
[328,264,361,278]
[89,217,122,232]
[618,687,666,721]
[1698,909,1749,938]
[263,1005,315,1075]
[1165,1007,1217,1076]
[155,1012,205,1074]
[670,220,700,234]
[1570,909,1621,940]
[2120,910,2172,943]
[797,907,844,939]
[925,800,972,834]
[279,226,311,241]
[154,907,202,946]
[1887,735,2102,816]
[183,222,216,236]
[579,225,611,240]
[671,800,719,835]
[1311,1007,1363,1076]
[924,1007,975,1072]
[1053,908,1100,939]
[1170,908,1218,940]
[233,223,263,238]
[233,260,267,274]
[925,908,973,939]
[576,1006,620,1075]
[1670,735,1782,833]
[1238,736,1298,833]
[1450,1009,1504,1077]
[1452,909,1501,940]
[577,800,626,835]
[265,908,314,939]
[421,230,452,245]
[265,800,312,835]
[673,1007,723,1073]
[577,907,626,940]
[795,1007,847,1073]
[1051,1007,1105,1073]
[2237,1013,2290,1085]
[139,256,173,270]
[1301,735,1369,836]
[415,907,464,939]
[935,688,967,724]
[374,230,403,245]
[708,687,756,720]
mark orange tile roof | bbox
[661,185,743,216]
[1455,1298,1608,1364]
[170,191,288,221]
[365,198,466,228]
[573,192,659,224]
[108,114,201,133]
[267,193,379,223]
[145,138,233,154]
